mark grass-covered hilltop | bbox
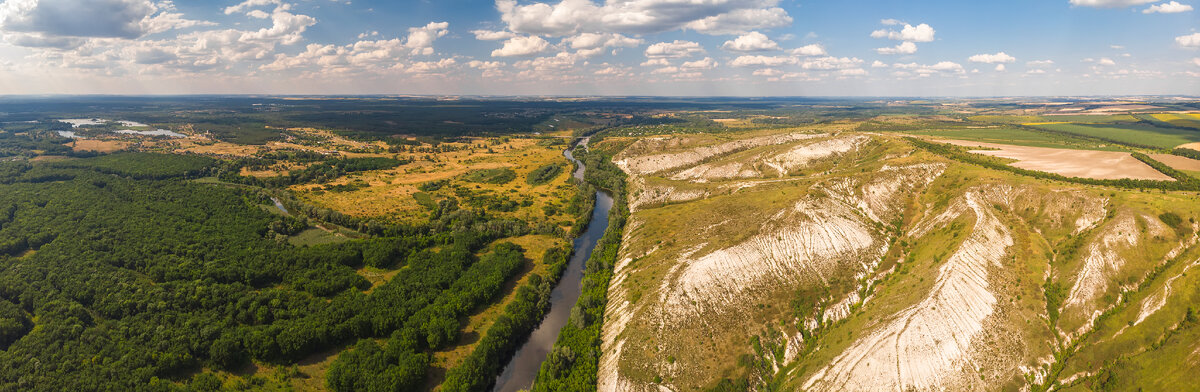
[1,96,1200,391]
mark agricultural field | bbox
[940,140,1172,180]
[1028,122,1200,149]
[902,127,1121,150]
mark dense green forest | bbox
[0,148,576,391]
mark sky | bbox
[0,0,1197,96]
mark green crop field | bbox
[1029,122,1200,149]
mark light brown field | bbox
[1149,154,1200,172]
[175,139,263,156]
[69,139,130,152]
[942,140,1174,181]
[1176,142,1200,151]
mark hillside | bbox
[596,130,1200,391]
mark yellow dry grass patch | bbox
[176,139,264,156]
[69,139,130,152]
[210,347,343,391]
[1151,113,1183,122]
[1023,121,1070,125]
[298,136,576,225]
[29,155,72,162]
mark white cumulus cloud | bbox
[721,31,780,52]
[491,35,550,57]
[681,57,718,69]
[404,21,448,55]
[870,23,935,42]
[730,54,794,67]
[563,32,641,49]
[472,29,516,41]
[790,44,826,56]
[494,0,793,36]
[1069,0,1156,7]
[968,52,1016,63]
[1177,33,1200,47]
[876,41,917,55]
[1143,1,1193,13]
[644,40,705,58]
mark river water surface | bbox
[491,143,614,392]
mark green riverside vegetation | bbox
[532,144,630,392]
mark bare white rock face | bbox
[763,134,871,176]
[1061,214,1140,338]
[615,133,825,175]
[804,189,1014,391]
[598,155,946,392]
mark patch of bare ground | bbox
[942,140,1174,181]
[68,139,130,152]
[1150,153,1200,172]
[1177,142,1200,151]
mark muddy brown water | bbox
[492,143,613,392]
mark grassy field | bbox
[287,227,354,247]
[296,136,577,225]
[969,115,1046,124]
[1028,122,1200,149]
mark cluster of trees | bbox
[1130,153,1200,186]
[908,138,1200,191]
[219,156,407,188]
[441,245,573,391]
[325,242,527,391]
[50,152,217,180]
[0,131,82,158]
[532,144,630,392]
[526,163,564,185]
[462,168,517,185]
[1172,147,1200,160]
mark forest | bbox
[0,147,580,391]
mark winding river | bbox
[492,140,614,392]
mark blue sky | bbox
[0,0,1197,96]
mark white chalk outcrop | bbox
[615,133,824,175]
[763,134,870,176]
[599,132,945,391]
[1061,214,1140,337]
[804,189,1014,391]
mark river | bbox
[491,140,613,392]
